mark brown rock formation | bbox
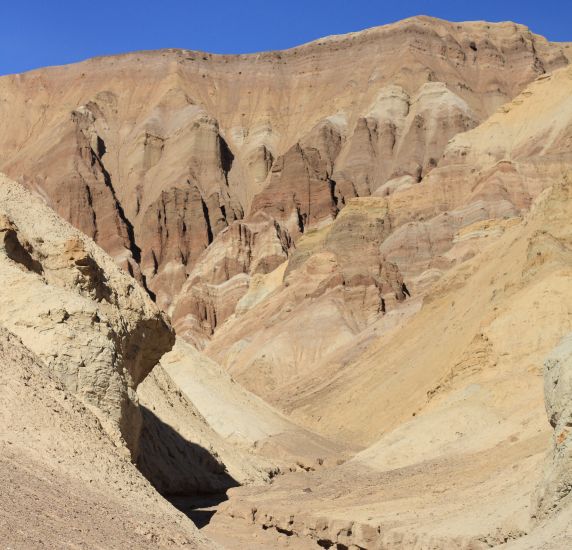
[0,17,568,328]
[4,17,572,550]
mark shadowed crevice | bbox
[3,229,44,275]
[136,406,238,497]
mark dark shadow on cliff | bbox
[136,405,238,513]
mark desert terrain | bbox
[2,15,572,549]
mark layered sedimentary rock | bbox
[332,82,478,196]
[197,65,572,547]
[0,17,568,328]
[170,213,292,347]
[0,174,174,457]
[201,63,572,413]
[211,171,572,550]
[203,197,409,400]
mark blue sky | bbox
[1,0,571,75]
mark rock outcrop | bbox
[0,174,174,457]
[0,326,213,549]
[535,334,572,518]
[0,17,568,337]
[202,197,409,400]
[170,213,292,348]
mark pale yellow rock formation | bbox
[0,174,174,457]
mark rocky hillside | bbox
[3,15,572,550]
[212,61,572,440]
[0,326,216,549]
[0,17,568,334]
[137,338,353,496]
[210,171,572,548]
[199,63,572,547]
[0,174,174,457]
[0,174,345,547]
[0,177,215,548]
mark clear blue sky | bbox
[1,0,571,76]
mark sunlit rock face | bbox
[0,175,174,458]
[0,16,567,330]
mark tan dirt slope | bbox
[0,326,215,549]
[137,338,353,496]
[203,65,572,548]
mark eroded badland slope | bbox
[0,178,214,548]
[3,15,572,550]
